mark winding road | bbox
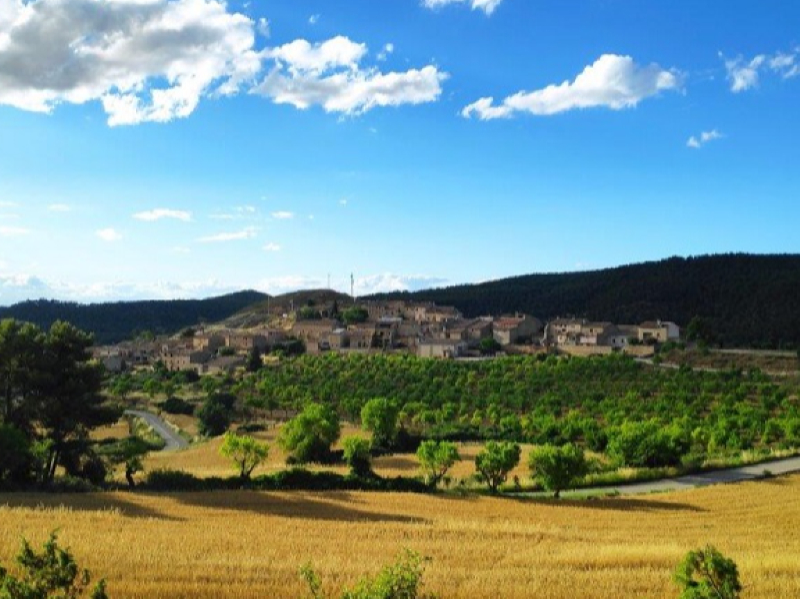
[124,409,188,451]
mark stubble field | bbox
[2,475,800,598]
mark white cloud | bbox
[462,54,681,120]
[263,242,281,252]
[198,226,257,242]
[0,226,29,237]
[253,36,446,115]
[339,199,348,206]
[47,203,71,212]
[722,47,799,92]
[687,129,723,149]
[422,0,504,15]
[133,208,192,222]
[257,17,270,38]
[271,211,294,220]
[96,228,122,242]
[377,43,394,62]
[0,0,264,126]
[309,14,320,25]
[254,272,447,296]
[722,54,765,92]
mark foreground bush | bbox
[0,532,106,599]
[302,548,428,599]
[674,545,742,599]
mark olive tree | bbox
[474,441,520,493]
[360,397,400,451]
[528,443,588,498]
[278,402,340,463]
[416,440,460,488]
[219,431,269,480]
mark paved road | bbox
[570,455,800,497]
[124,409,188,452]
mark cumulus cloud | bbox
[253,35,446,114]
[271,211,294,219]
[0,0,263,125]
[422,0,504,15]
[133,208,192,222]
[687,129,722,149]
[377,43,394,62]
[96,227,122,242]
[0,226,29,237]
[462,54,681,119]
[198,226,257,242]
[309,14,320,25]
[722,47,799,92]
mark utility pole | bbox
[351,272,355,304]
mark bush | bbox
[0,532,107,599]
[607,420,687,468]
[302,549,428,599]
[144,469,205,491]
[343,436,373,477]
[674,545,742,599]
[158,396,195,416]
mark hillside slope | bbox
[369,254,800,348]
[0,290,268,345]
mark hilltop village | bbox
[92,297,680,374]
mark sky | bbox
[0,0,798,305]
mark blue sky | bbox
[0,0,798,304]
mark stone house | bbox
[492,315,543,346]
[638,320,680,343]
[417,338,468,359]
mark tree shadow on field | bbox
[166,490,432,524]
[505,495,706,513]
[0,492,180,521]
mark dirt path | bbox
[124,409,188,451]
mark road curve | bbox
[124,409,189,452]
[573,455,800,497]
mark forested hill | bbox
[369,254,800,349]
[0,290,268,345]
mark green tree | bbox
[475,441,521,493]
[361,397,400,451]
[341,306,369,326]
[416,440,460,488]
[245,346,263,373]
[0,424,31,485]
[0,532,107,599]
[342,436,372,478]
[196,397,231,437]
[278,402,340,463]
[674,545,742,599]
[528,443,588,498]
[37,321,117,483]
[219,431,269,480]
[0,319,44,433]
[478,337,502,356]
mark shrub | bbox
[0,532,107,599]
[342,436,373,477]
[144,469,205,491]
[301,549,428,599]
[674,545,742,599]
[158,396,195,416]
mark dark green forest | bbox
[369,254,800,349]
[0,291,268,345]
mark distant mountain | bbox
[0,290,268,345]
[368,254,800,349]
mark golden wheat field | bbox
[2,475,800,598]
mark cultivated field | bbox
[2,476,800,598]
